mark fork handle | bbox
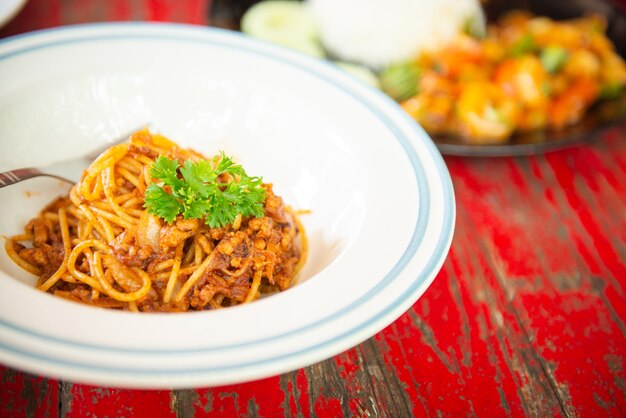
[0,168,71,188]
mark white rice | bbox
[306,0,485,69]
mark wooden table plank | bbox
[0,0,211,38]
[0,367,58,418]
[443,127,626,416]
[405,209,565,416]
[62,385,174,418]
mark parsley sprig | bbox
[143,153,266,228]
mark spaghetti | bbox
[5,130,307,312]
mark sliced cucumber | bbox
[380,62,421,101]
[335,62,380,89]
[241,1,324,57]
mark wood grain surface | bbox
[1,1,626,416]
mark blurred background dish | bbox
[435,0,626,155]
[227,0,626,156]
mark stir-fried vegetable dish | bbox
[381,12,626,143]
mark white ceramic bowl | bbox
[0,23,455,388]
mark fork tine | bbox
[0,168,71,189]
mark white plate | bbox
[0,23,455,388]
[0,0,27,28]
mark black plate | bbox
[434,0,626,156]
[436,93,626,156]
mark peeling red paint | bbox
[313,395,342,418]
[0,367,58,418]
[64,386,173,418]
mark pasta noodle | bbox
[5,130,307,312]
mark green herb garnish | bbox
[599,82,624,100]
[540,46,568,73]
[144,154,266,228]
[511,33,536,57]
[464,14,486,39]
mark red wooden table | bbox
[2,1,626,416]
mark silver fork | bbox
[0,126,149,188]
